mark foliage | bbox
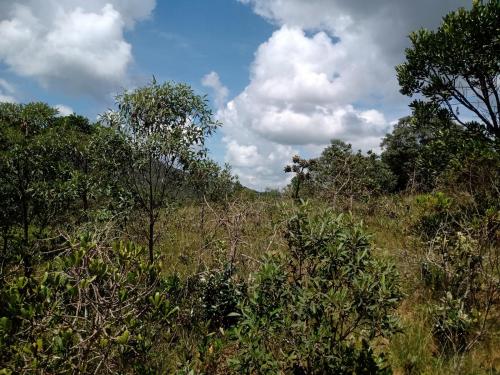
[380,105,459,191]
[396,0,500,137]
[441,134,500,214]
[105,79,220,263]
[431,292,477,355]
[84,124,135,217]
[305,140,396,206]
[414,192,499,355]
[185,266,246,330]
[382,102,500,193]
[188,159,239,203]
[0,102,64,275]
[0,235,178,374]
[2,7,499,369]
[230,202,402,374]
[284,154,314,200]
[0,103,137,278]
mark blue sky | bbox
[0,0,468,189]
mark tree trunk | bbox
[2,231,7,254]
[148,214,154,264]
[21,190,29,245]
[82,189,88,211]
[148,154,154,264]
[82,160,89,212]
[21,190,32,276]
[200,200,205,245]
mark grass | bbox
[125,192,499,373]
[355,194,500,375]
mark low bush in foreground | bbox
[229,202,403,374]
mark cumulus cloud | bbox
[239,0,468,60]
[217,26,391,190]
[0,78,16,102]
[219,0,469,190]
[0,0,156,97]
[202,71,229,108]
[54,104,74,116]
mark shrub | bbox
[0,235,178,374]
[229,202,402,374]
[413,193,498,355]
[305,141,396,206]
[431,292,477,354]
[186,266,246,330]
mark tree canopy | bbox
[397,0,500,137]
[106,80,220,262]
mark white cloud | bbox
[0,78,16,102]
[0,0,156,97]
[202,71,229,108]
[216,27,391,190]
[220,0,469,190]
[239,0,468,58]
[0,94,16,103]
[54,104,74,116]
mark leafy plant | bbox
[397,0,499,137]
[105,79,220,263]
[302,140,396,207]
[0,234,178,374]
[431,292,477,354]
[230,202,402,374]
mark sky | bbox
[0,0,469,190]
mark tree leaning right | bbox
[397,0,499,138]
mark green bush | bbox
[186,266,246,330]
[229,202,402,374]
[431,292,477,354]
[414,192,456,240]
[287,140,396,205]
[413,192,498,355]
[0,235,178,374]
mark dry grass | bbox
[128,193,499,373]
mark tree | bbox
[381,102,496,192]
[31,114,97,225]
[0,102,58,274]
[381,117,421,191]
[305,140,395,207]
[284,155,314,201]
[396,0,500,137]
[380,104,457,191]
[52,114,95,213]
[108,80,219,263]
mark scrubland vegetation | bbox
[0,1,499,374]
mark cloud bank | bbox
[0,0,156,98]
[211,0,469,190]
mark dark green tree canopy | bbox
[304,140,396,202]
[397,0,499,137]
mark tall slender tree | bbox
[108,80,219,263]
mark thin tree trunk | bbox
[200,200,205,245]
[82,189,88,211]
[82,160,89,212]
[148,154,154,264]
[22,201,29,245]
[2,231,7,254]
[21,190,31,276]
[148,214,154,264]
